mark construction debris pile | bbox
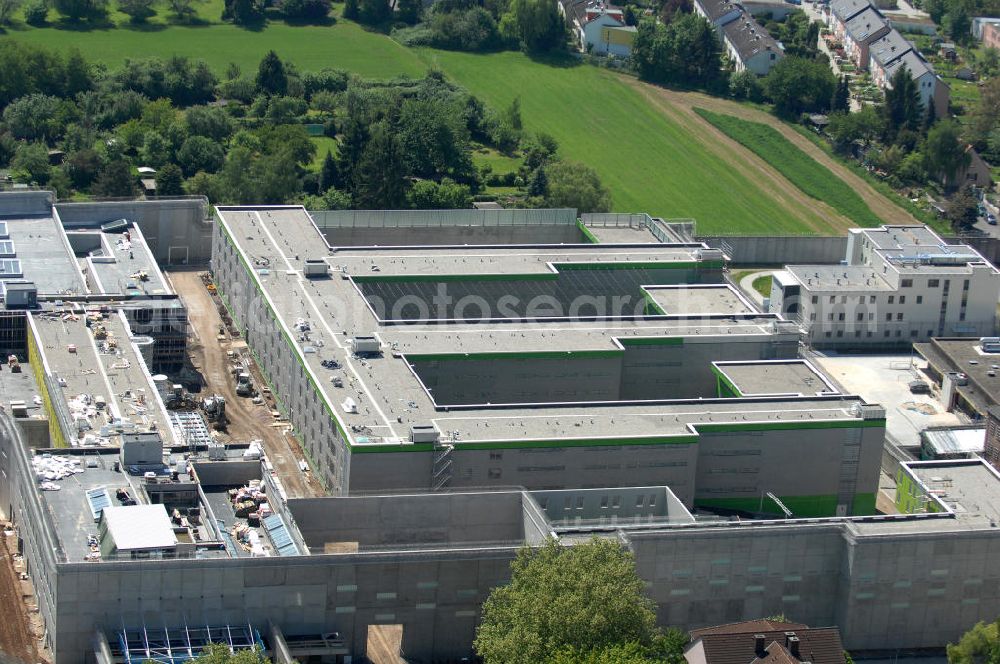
[32,454,85,491]
[228,480,272,524]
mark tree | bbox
[318,150,340,192]
[831,76,849,113]
[140,132,172,168]
[943,5,970,44]
[118,0,156,22]
[0,0,23,24]
[969,78,1000,148]
[397,0,420,23]
[155,163,184,195]
[826,106,883,153]
[500,0,565,52]
[184,171,227,203]
[167,0,197,19]
[475,538,659,664]
[764,56,836,116]
[946,186,979,233]
[343,0,358,19]
[222,0,263,24]
[882,64,922,143]
[631,15,721,87]
[23,0,47,24]
[527,165,548,197]
[186,106,234,142]
[407,178,472,208]
[948,618,1000,664]
[358,0,389,23]
[658,0,691,23]
[52,0,106,20]
[177,135,226,176]
[92,161,137,198]
[66,149,103,188]
[924,120,971,189]
[2,93,63,141]
[256,51,289,97]
[64,48,93,97]
[730,69,763,102]
[544,160,611,212]
[352,121,407,209]
[281,0,330,21]
[12,142,51,185]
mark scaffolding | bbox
[113,623,263,663]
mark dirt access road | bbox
[0,532,45,664]
[166,270,323,499]
[627,80,922,231]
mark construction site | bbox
[3,196,1000,664]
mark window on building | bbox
[870,295,876,303]
[857,313,864,321]
[897,313,903,320]
[810,313,816,321]
[868,312,874,321]
[884,330,891,337]
[838,313,845,321]
[828,313,834,321]
[886,313,892,321]
[829,296,836,303]
[812,296,818,304]
[855,330,861,337]
[888,295,895,304]
[841,296,847,304]
[867,331,873,337]
[899,296,906,304]
[929,279,939,287]
[901,279,913,287]
[916,296,923,304]
[825,331,832,338]
[963,280,970,291]
[895,330,902,337]
[836,330,844,337]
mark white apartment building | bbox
[769,225,1000,348]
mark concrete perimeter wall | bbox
[698,236,849,266]
[55,199,212,266]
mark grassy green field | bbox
[3,1,425,78]
[751,274,772,297]
[2,8,856,234]
[424,51,814,234]
[309,136,338,170]
[695,108,883,229]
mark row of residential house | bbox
[559,0,785,74]
[827,0,949,119]
[694,0,785,75]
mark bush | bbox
[425,7,502,51]
[281,0,330,20]
[23,0,48,23]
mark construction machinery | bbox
[201,395,227,424]
[235,372,255,397]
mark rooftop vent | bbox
[303,258,329,278]
[410,424,440,444]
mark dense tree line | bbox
[392,0,567,53]
[0,43,609,212]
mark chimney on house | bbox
[787,635,801,659]
[754,634,766,656]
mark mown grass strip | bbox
[694,108,883,228]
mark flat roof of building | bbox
[908,460,1000,525]
[786,264,892,291]
[0,359,43,416]
[101,504,177,551]
[583,224,660,244]
[29,310,175,446]
[915,338,1000,414]
[214,206,877,448]
[714,360,841,397]
[645,284,756,316]
[84,225,171,297]
[0,214,86,295]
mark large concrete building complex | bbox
[769,225,1000,348]
[4,195,1000,663]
